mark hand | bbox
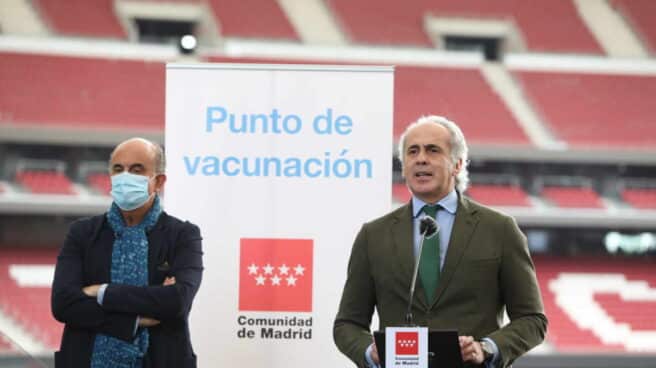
[370,339,380,364]
[163,276,176,286]
[82,284,101,297]
[459,336,484,364]
[139,317,160,327]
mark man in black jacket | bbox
[51,137,203,368]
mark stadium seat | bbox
[0,335,15,352]
[0,248,61,350]
[466,184,531,207]
[621,188,656,209]
[394,66,529,144]
[611,0,656,55]
[392,183,411,203]
[328,0,602,53]
[514,71,656,149]
[534,256,656,352]
[594,293,656,331]
[87,173,111,195]
[34,0,126,38]
[541,186,604,208]
[209,0,298,40]
[15,171,75,195]
[0,52,165,132]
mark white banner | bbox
[165,63,394,367]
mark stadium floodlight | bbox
[179,34,197,54]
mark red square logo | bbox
[239,238,313,312]
[396,332,419,355]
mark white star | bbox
[263,264,274,275]
[278,264,289,275]
[255,275,266,285]
[286,275,297,286]
[247,263,258,275]
[271,275,281,286]
[294,264,305,276]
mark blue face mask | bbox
[110,172,155,211]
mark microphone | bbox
[405,216,439,326]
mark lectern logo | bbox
[239,238,313,312]
[396,331,419,355]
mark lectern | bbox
[373,329,463,368]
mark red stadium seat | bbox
[534,256,656,352]
[0,248,62,350]
[594,293,656,331]
[209,0,298,40]
[541,186,604,208]
[466,184,531,207]
[87,173,111,195]
[328,0,602,53]
[15,171,75,195]
[392,183,411,203]
[612,0,656,55]
[0,335,15,352]
[622,188,656,209]
[395,66,529,144]
[0,52,164,132]
[515,71,656,149]
[34,0,126,38]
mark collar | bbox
[411,189,458,218]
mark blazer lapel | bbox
[91,216,114,282]
[391,201,429,309]
[431,195,479,308]
[147,212,168,281]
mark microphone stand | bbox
[405,217,437,326]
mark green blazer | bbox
[334,194,547,368]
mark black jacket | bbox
[51,211,203,367]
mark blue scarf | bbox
[90,195,162,368]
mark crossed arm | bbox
[51,221,203,342]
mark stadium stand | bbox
[394,66,529,144]
[535,256,656,352]
[86,172,111,195]
[15,170,75,195]
[209,0,298,40]
[0,336,14,354]
[392,183,411,204]
[0,336,15,352]
[594,293,656,331]
[541,186,604,209]
[0,248,61,350]
[34,0,126,38]
[327,0,602,53]
[1,0,656,364]
[0,52,164,131]
[611,0,656,54]
[621,188,656,209]
[514,70,656,149]
[466,183,531,207]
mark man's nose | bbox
[416,149,428,163]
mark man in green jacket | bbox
[334,116,547,368]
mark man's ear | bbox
[155,174,167,193]
[452,159,463,176]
